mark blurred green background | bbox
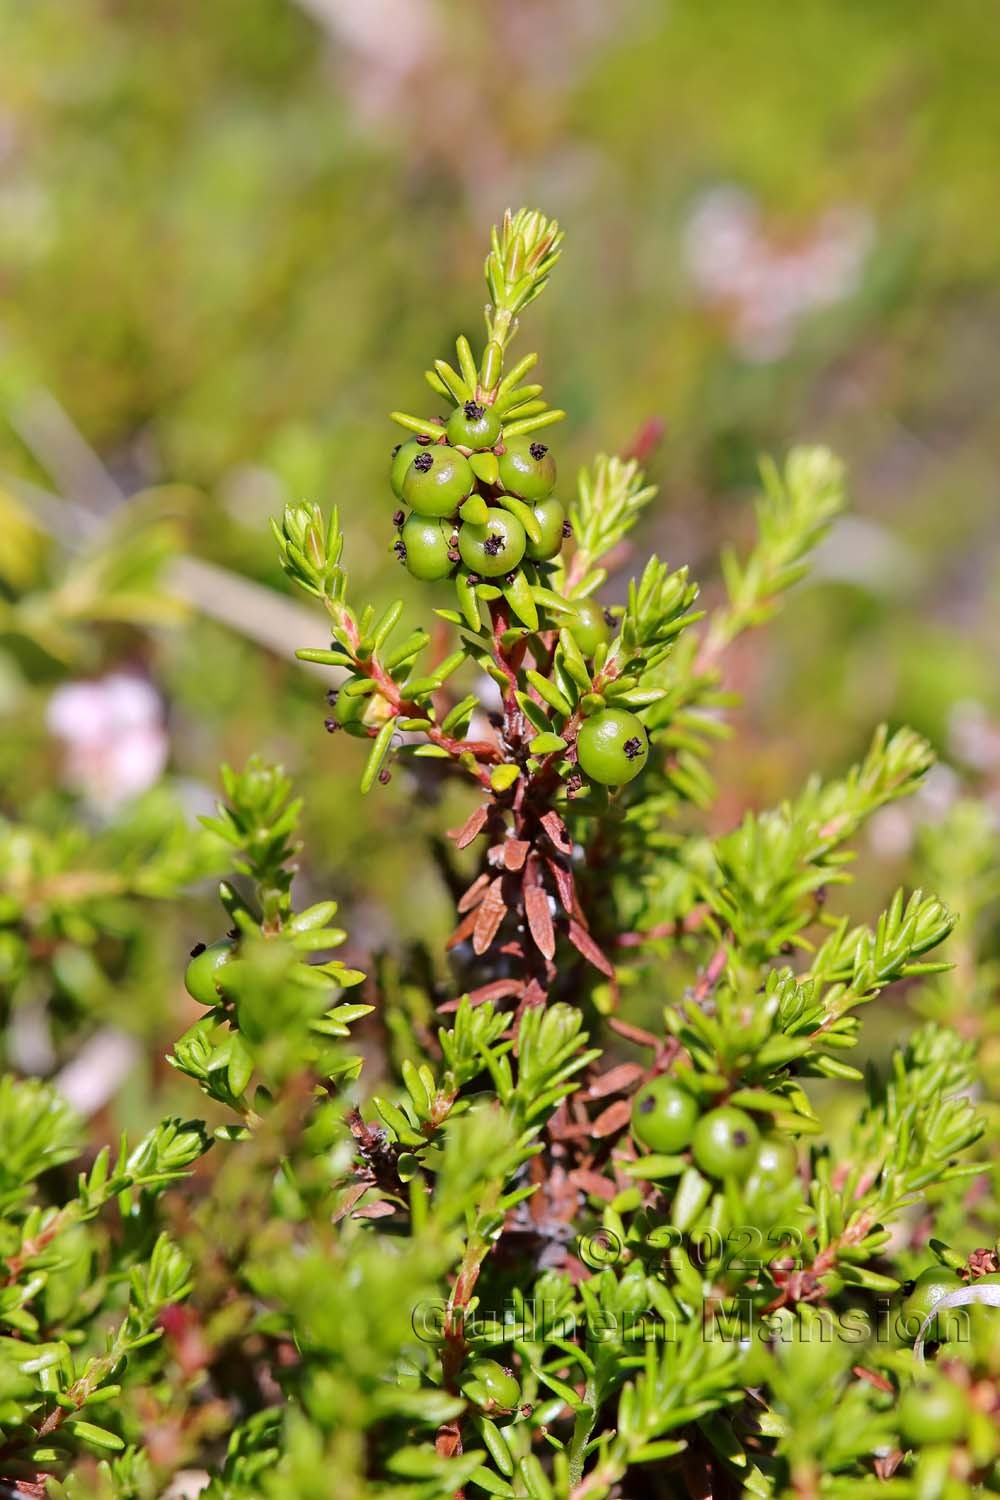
[2,0,1000,1118]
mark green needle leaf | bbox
[360,719,396,793]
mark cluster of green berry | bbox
[271,208,663,794]
[388,417,652,788]
[630,1074,797,1188]
[390,421,563,583]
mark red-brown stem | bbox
[3,1210,70,1285]
[690,942,729,1006]
[435,1218,496,1484]
[335,607,500,788]
[765,1211,876,1313]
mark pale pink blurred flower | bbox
[295,0,439,116]
[292,0,640,202]
[684,186,873,360]
[161,1473,210,1500]
[867,763,961,860]
[46,673,168,811]
[867,803,915,860]
[810,516,918,593]
[949,700,1000,772]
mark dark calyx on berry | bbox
[498,434,556,501]
[447,399,503,448]
[402,446,474,517]
[576,708,649,786]
[458,511,527,576]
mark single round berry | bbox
[751,1135,799,1183]
[737,1336,772,1388]
[461,1358,521,1411]
[898,1380,967,1447]
[576,709,649,786]
[458,512,527,578]
[631,1076,699,1154]
[184,940,233,1005]
[524,497,567,561]
[691,1107,760,1179]
[567,597,611,659]
[390,438,426,499]
[498,436,556,501]
[333,685,392,738]
[899,1267,964,1344]
[402,446,473,518]
[399,514,454,582]
[333,690,364,731]
[446,400,503,450]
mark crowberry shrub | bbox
[2,208,999,1500]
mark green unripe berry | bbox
[184,940,233,1005]
[898,1380,967,1447]
[458,512,527,578]
[399,515,454,581]
[631,1076,699,1153]
[751,1135,799,1182]
[334,690,365,731]
[737,1336,772,1388]
[743,1133,801,1206]
[446,400,503,450]
[498,436,556,501]
[461,1358,521,1411]
[576,709,649,786]
[524,497,567,561]
[691,1107,760,1179]
[899,1266,964,1344]
[567,597,611,659]
[391,438,426,499]
[402,446,473,517]
[334,684,392,738]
